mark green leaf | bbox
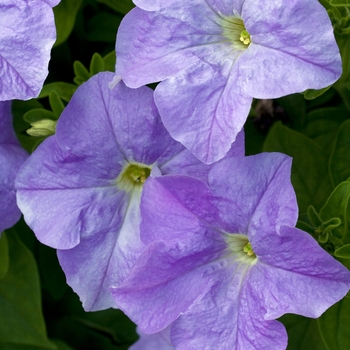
[49,91,65,118]
[23,109,57,124]
[263,122,333,214]
[330,0,350,6]
[39,82,77,102]
[277,94,306,128]
[90,53,105,76]
[318,297,350,350]
[73,61,91,85]
[329,119,350,187]
[51,339,74,350]
[38,244,68,300]
[298,107,347,153]
[281,314,327,350]
[307,206,322,227]
[319,181,350,241]
[97,0,134,14]
[86,12,122,43]
[0,232,55,349]
[0,233,9,280]
[334,243,350,258]
[303,86,332,100]
[53,0,83,46]
[103,51,116,72]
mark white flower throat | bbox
[221,15,251,50]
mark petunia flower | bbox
[0,0,59,101]
[0,101,28,233]
[115,0,341,163]
[111,153,350,349]
[16,71,244,311]
[130,327,174,350]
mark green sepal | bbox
[73,60,91,85]
[23,109,57,124]
[334,244,350,258]
[330,0,350,6]
[318,231,329,244]
[39,82,77,102]
[307,206,322,227]
[90,53,105,76]
[49,91,65,118]
[103,51,116,72]
[303,86,332,100]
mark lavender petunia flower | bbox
[111,153,350,349]
[0,101,28,233]
[16,71,244,311]
[115,0,341,163]
[130,327,174,350]
[0,0,59,101]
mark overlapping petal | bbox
[111,154,350,349]
[16,71,244,311]
[155,63,251,163]
[171,273,287,350]
[0,101,28,233]
[130,327,174,350]
[115,4,231,88]
[0,0,57,101]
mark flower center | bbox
[225,233,257,264]
[116,163,151,192]
[221,15,251,50]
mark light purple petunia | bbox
[115,0,341,163]
[130,327,174,350]
[0,0,59,101]
[16,71,244,311]
[111,153,350,350]
[0,101,28,232]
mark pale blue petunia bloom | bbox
[16,71,244,311]
[115,0,342,163]
[111,153,350,350]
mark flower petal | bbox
[155,63,251,164]
[56,72,171,166]
[158,130,245,182]
[0,101,28,232]
[171,271,287,350]
[112,176,226,332]
[57,189,145,311]
[0,0,56,100]
[111,241,216,333]
[0,144,28,232]
[251,226,350,320]
[240,0,341,98]
[0,101,18,144]
[130,327,174,350]
[115,3,231,88]
[208,153,298,234]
